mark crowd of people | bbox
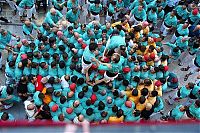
[0,0,199,123]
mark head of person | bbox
[58,114,65,121]
[194,100,200,108]
[170,10,176,17]
[138,6,143,11]
[132,89,139,96]
[50,8,57,16]
[186,82,195,89]
[116,109,124,118]
[72,7,78,14]
[133,110,141,117]
[1,112,9,121]
[111,53,120,63]
[89,42,98,52]
[141,88,149,96]
[86,108,93,116]
[24,20,31,27]
[146,103,152,111]
[139,96,146,104]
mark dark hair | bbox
[42,104,50,111]
[139,96,146,104]
[134,110,141,117]
[141,88,149,96]
[8,61,15,68]
[51,61,57,68]
[68,26,73,31]
[98,101,105,110]
[48,77,55,84]
[133,76,140,83]
[101,111,108,118]
[132,89,138,96]
[49,37,56,44]
[151,90,158,97]
[60,96,67,104]
[38,93,45,99]
[86,99,92,106]
[77,78,84,85]
[78,91,84,99]
[71,75,78,83]
[123,79,129,86]
[59,61,66,68]
[116,109,124,118]
[1,112,9,121]
[117,74,124,81]
[144,79,152,86]
[92,85,99,92]
[112,105,118,113]
[86,108,93,116]
[6,86,14,95]
[195,100,200,107]
[113,90,119,97]
[89,43,98,51]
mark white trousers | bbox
[170,33,177,43]
[18,5,36,18]
[106,12,113,23]
[81,56,92,74]
[160,22,170,36]
[130,15,141,25]
[90,14,100,21]
[104,71,118,83]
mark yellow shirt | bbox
[155,86,162,96]
[136,101,147,111]
[129,94,141,105]
[145,83,154,92]
[143,26,150,35]
[108,116,124,123]
[137,84,144,91]
[125,90,132,97]
[147,96,156,105]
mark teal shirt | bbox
[108,3,115,14]
[39,67,48,77]
[125,113,140,122]
[157,10,165,19]
[27,82,35,94]
[22,23,38,35]
[66,9,80,23]
[147,10,157,24]
[176,36,188,50]
[189,12,200,23]
[189,102,200,119]
[164,13,177,27]
[48,66,58,77]
[179,86,191,98]
[176,24,189,36]
[154,97,164,112]
[33,91,43,106]
[23,67,31,76]
[89,3,102,14]
[171,105,184,120]
[129,0,147,11]
[107,35,125,50]
[67,0,78,10]
[117,1,124,9]
[44,10,63,26]
[19,0,34,8]
[131,6,146,21]
[0,31,12,49]
[175,5,189,20]
[82,46,95,62]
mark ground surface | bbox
[0,3,199,121]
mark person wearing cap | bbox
[44,8,63,27]
[88,0,102,21]
[0,112,14,121]
[22,20,39,40]
[49,103,62,117]
[187,100,200,119]
[125,109,141,122]
[160,10,177,36]
[62,107,76,120]
[66,7,80,23]
[130,5,147,25]
[188,8,200,25]
[18,0,36,21]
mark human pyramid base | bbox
[0,0,199,123]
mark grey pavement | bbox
[0,3,199,121]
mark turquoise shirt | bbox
[147,10,157,24]
[66,9,80,23]
[48,66,58,77]
[23,67,31,76]
[27,82,35,94]
[33,91,43,106]
[44,10,63,26]
[22,23,38,35]
[39,67,48,77]
[171,105,184,120]
[107,35,125,50]
[117,1,124,9]
[176,24,189,36]
[179,86,191,98]
[67,0,78,10]
[120,102,135,115]
[176,36,188,50]
[189,12,200,23]
[125,113,140,122]
[131,6,146,21]
[19,0,34,8]
[164,13,177,27]
[195,50,200,66]
[175,5,189,20]
[108,3,115,14]
[129,0,147,11]
[89,3,102,14]
[0,31,12,49]
[157,10,165,19]
[189,102,200,119]
[82,46,95,62]
[154,97,164,112]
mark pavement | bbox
[0,3,199,121]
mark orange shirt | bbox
[108,116,124,123]
[42,88,52,104]
[136,101,147,111]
